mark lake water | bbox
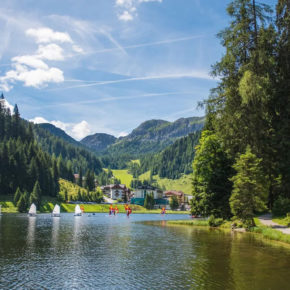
[0,213,290,289]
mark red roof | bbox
[164,190,184,196]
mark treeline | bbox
[138,131,201,179]
[0,99,59,199]
[191,0,290,225]
[34,125,103,175]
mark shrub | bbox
[272,197,290,216]
[208,215,224,227]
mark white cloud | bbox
[119,11,134,21]
[71,121,91,140]
[30,117,92,140]
[115,0,162,21]
[1,98,14,113]
[36,44,64,60]
[0,26,83,90]
[118,131,129,137]
[26,27,72,44]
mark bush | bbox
[208,215,224,227]
[272,197,290,216]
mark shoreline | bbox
[166,219,290,248]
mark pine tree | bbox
[229,147,267,226]
[30,181,41,207]
[17,194,28,213]
[14,187,22,205]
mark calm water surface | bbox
[0,213,290,289]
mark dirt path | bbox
[259,214,290,235]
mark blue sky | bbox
[0,0,276,140]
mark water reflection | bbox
[0,214,290,289]
[51,217,60,247]
[27,216,36,247]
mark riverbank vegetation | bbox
[189,0,290,227]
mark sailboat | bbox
[28,203,37,216]
[52,204,61,217]
[0,205,2,216]
[74,204,82,216]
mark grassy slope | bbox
[139,171,192,194]
[112,169,134,188]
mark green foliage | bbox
[30,181,41,207]
[144,192,154,210]
[14,187,22,205]
[34,124,103,176]
[272,197,290,217]
[208,215,224,227]
[85,170,95,191]
[17,194,28,213]
[230,147,267,225]
[169,195,179,210]
[191,131,233,218]
[0,101,60,198]
[139,131,201,179]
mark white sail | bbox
[52,204,60,216]
[74,204,82,216]
[0,205,2,215]
[28,203,37,216]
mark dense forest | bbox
[34,124,103,175]
[191,0,290,225]
[137,131,201,179]
[0,96,59,199]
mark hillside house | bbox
[101,184,131,201]
[131,186,166,207]
[164,190,190,210]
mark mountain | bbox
[81,133,117,152]
[106,116,204,156]
[33,124,103,175]
[38,123,80,147]
[139,131,201,179]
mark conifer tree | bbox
[14,187,22,205]
[30,181,41,207]
[17,194,28,213]
[229,147,267,226]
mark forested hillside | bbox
[0,100,59,198]
[39,123,81,147]
[138,131,201,179]
[34,124,103,175]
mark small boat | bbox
[28,203,37,216]
[52,204,61,217]
[74,205,82,216]
[0,205,2,216]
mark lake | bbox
[0,213,290,289]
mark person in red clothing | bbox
[109,204,113,215]
[161,207,166,214]
[114,206,119,215]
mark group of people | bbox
[108,204,132,217]
[109,205,119,216]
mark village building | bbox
[101,184,131,201]
[164,190,190,210]
[131,185,167,208]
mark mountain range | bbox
[81,116,204,156]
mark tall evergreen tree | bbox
[229,147,267,226]
[30,181,41,207]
